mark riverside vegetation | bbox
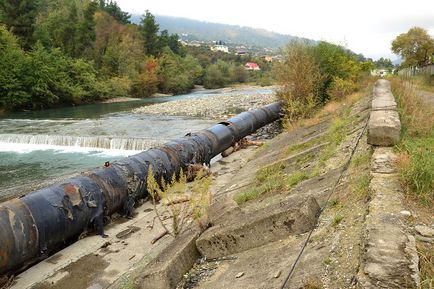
[147,166,212,237]
[0,0,271,111]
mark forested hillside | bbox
[0,0,268,111]
[130,15,303,49]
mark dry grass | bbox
[391,79,434,206]
[418,243,434,289]
[391,77,434,287]
[302,278,323,289]
[392,79,434,137]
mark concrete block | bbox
[134,228,201,289]
[371,147,397,174]
[196,197,320,259]
[372,80,397,111]
[368,110,401,146]
[371,98,397,111]
[361,174,420,288]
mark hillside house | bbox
[262,55,273,62]
[245,62,260,71]
[211,45,229,53]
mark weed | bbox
[147,166,212,236]
[234,163,286,204]
[329,199,339,207]
[302,278,323,289]
[418,242,434,288]
[351,150,371,167]
[285,136,323,157]
[354,173,372,198]
[323,257,333,266]
[332,214,344,226]
[391,79,434,206]
[287,171,309,189]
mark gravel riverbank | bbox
[133,85,278,120]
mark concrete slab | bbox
[368,110,401,146]
[371,98,397,111]
[371,147,397,174]
[196,197,320,259]
[359,172,419,288]
[13,202,173,289]
[134,228,201,289]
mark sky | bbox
[116,0,434,60]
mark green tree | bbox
[375,57,393,69]
[391,27,434,67]
[312,41,362,101]
[33,0,97,58]
[0,25,29,109]
[98,0,130,24]
[157,48,202,94]
[0,0,39,49]
[274,41,322,120]
[139,10,159,56]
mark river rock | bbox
[415,225,434,238]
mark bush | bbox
[274,41,323,121]
[0,26,30,109]
[274,40,368,122]
[157,48,202,94]
[392,79,434,205]
[131,58,159,97]
[204,64,226,88]
[147,166,212,236]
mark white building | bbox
[211,45,229,53]
[371,69,389,77]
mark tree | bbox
[0,0,39,49]
[139,10,159,56]
[391,27,434,67]
[33,0,97,59]
[275,41,323,120]
[98,0,130,24]
[131,57,159,97]
[375,57,393,69]
[0,25,29,109]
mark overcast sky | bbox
[116,0,434,60]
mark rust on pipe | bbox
[0,102,282,275]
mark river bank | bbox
[133,85,278,119]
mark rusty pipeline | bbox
[0,102,282,275]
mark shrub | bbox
[147,166,212,236]
[274,41,323,121]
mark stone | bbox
[415,225,434,238]
[368,110,401,146]
[360,173,420,289]
[235,272,244,278]
[274,270,282,278]
[400,210,412,217]
[371,147,397,174]
[371,98,397,111]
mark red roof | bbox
[245,62,259,69]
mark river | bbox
[0,87,272,200]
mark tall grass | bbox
[391,79,434,206]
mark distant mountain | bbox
[131,14,308,49]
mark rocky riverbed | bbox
[133,85,278,120]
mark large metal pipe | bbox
[0,102,282,275]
